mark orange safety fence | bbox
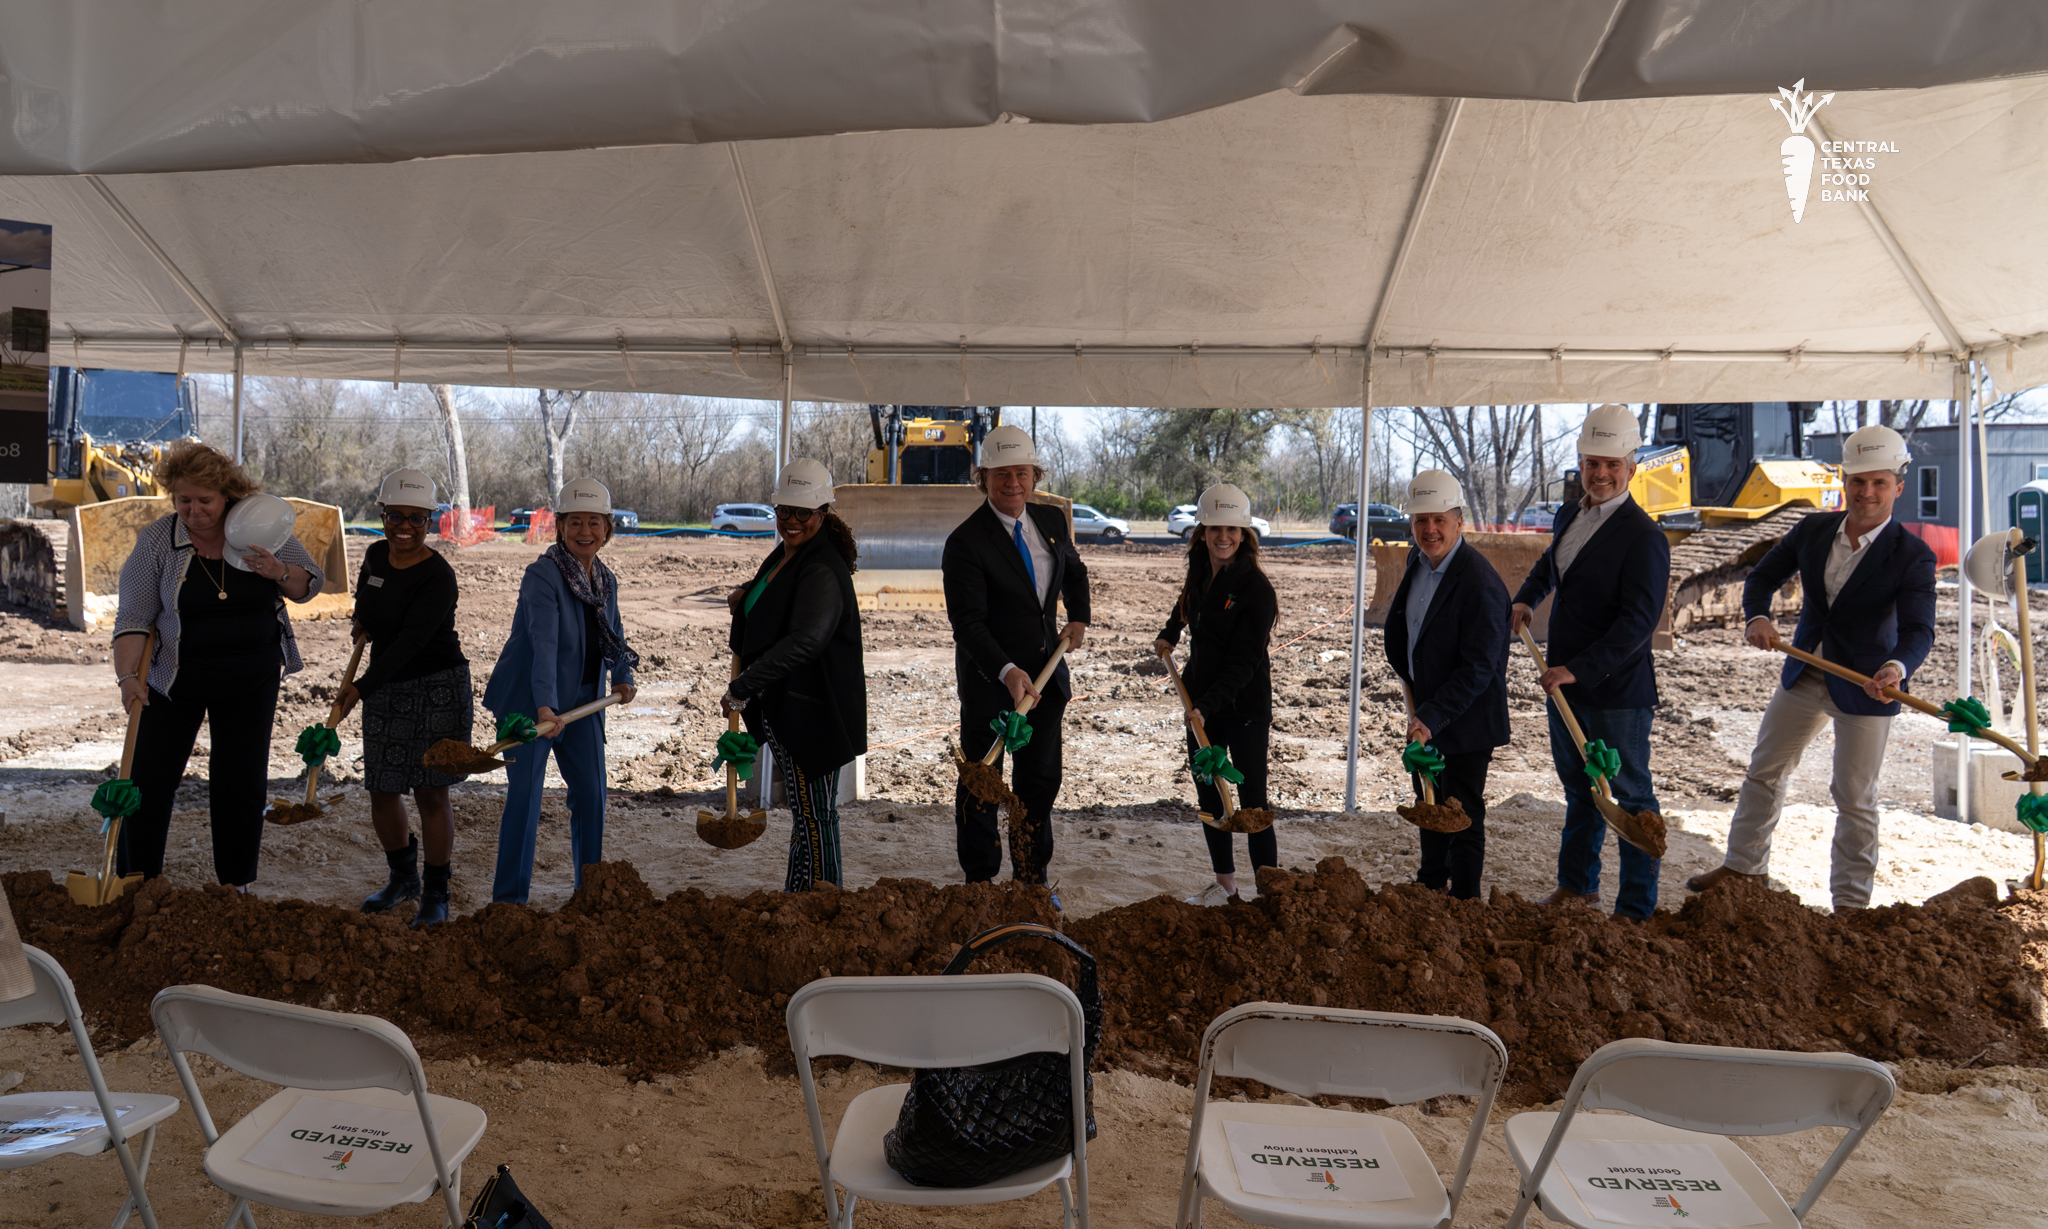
[524,508,556,544]
[1901,521,1959,567]
[436,505,496,546]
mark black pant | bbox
[1188,715,1276,875]
[956,685,1066,884]
[121,661,281,886]
[1414,749,1490,899]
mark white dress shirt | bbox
[1552,489,1632,576]
[991,501,1054,684]
[1748,514,1903,680]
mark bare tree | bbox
[432,384,470,521]
[1399,404,1544,526]
[537,388,585,499]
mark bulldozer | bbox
[834,405,1070,611]
[1561,401,1843,637]
[0,366,350,628]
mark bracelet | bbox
[115,672,137,684]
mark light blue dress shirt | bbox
[1404,538,1462,678]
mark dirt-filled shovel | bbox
[69,629,154,906]
[1395,680,1470,833]
[2002,529,2047,890]
[267,632,367,826]
[422,694,625,777]
[697,654,769,849]
[1518,625,1668,858]
[956,634,1074,833]
[1160,648,1276,834]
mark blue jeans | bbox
[492,687,607,904]
[1547,699,1661,918]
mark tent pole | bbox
[84,175,241,351]
[779,354,794,470]
[231,341,244,464]
[1343,361,1373,813]
[1957,361,1975,823]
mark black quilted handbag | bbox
[882,922,1102,1187]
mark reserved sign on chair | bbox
[1222,1120,1414,1203]
[242,1096,448,1185]
[1554,1141,1768,1228]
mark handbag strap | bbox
[941,923,1101,1064]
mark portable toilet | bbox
[2012,479,2048,583]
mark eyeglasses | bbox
[775,506,820,523]
[381,511,432,527]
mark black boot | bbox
[412,862,451,929]
[362,836,420,913]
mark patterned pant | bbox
[762,719,842,892]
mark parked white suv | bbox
[1168,503,1269,540]
[711,503,776,533]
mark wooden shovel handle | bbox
[538,693,624,738]
[322,633,369,728]
[1160,647,1238,819]
[978,634,1072,766]
[1768,635,2038,765]
[1517,625,1615,802]
[725,653,742,819]
[1397,679,1436,807]
[117,628,157,781]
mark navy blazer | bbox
[1741,513,1937,717]
[943,501,1091,702]
[1383,540,1511,754]
[483,555,634,722]
[1512,495,1671,710]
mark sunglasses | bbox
[381,510,432,526]
[775,505,821,523]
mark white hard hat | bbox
[376,467,437,509]
[977,424,1041,471]
[1964,531,2018,603]
[1196,483,1254,528]
[554,477,613,515]
[1405,469,1464,515]
[222,493,296,572]
[771,458,835,508]
[1841,424,1910,474]
[1577,403,1642,457]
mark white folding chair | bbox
[1175,1002,1508,1229]
[1,945,179,1229]
[786,973,1092,1229]
[1505,1038,1896,1229]
[150,984,488,1228]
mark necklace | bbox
[195,552,229,601]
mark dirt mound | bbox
[8,859,2047,1101]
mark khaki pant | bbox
[1723,672,1894,909]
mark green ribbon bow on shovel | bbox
[1581,739,1622,786]
[713,730,760,780]
[1191,743,1245,787]
[989,710,1034,753]
[90,778,141,832]
[1942,697,1994,737]
[295,724,342,766]
[2017,793,2048,835]
[1401,741,1445,784]
[496,713,541,745]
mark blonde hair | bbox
[154,439,260,501]
[971,464,1048,493]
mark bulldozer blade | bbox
[1397,797,1471,834]
[64,870,142,907]
[696,807,769,850]
[68,495,353,630]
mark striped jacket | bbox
[112,513,326,693]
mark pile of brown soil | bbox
[8,859,2046,1102]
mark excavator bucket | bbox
[66,495,352,629]
[833,484,1073,612]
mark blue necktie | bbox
[1013,517,1038,591]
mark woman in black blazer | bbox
[1154,484,1279,905]
[724,459,868,891]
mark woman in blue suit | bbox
[485,477,638,903]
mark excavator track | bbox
[1666,505,1820,634]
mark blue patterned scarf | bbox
[545,543,640,672]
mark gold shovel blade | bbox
[64,870,143,907]
[696,808,769,850]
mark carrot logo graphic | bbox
[1653,1194,1689,1217]
[331,1149,353,1171]
[1770,80,1834,223]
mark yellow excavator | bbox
[834,405,1069,611]
[1562,401,1843,636]
[0,367,349,627]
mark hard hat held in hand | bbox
[1963,531,2018,604]
[1577,403,1642,457]
[977,424,1041,471]
[1405,469,1464,515]
[554,477,613,515]
[1841,424,1910,474]
[772,458,835,508]
[222,493,296,572]
[377,468,437,509]
[1197,483,1254,527]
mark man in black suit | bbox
[1383,470,1511,899]
[943,424,1091,893]
[1512,404,1671,919]
[1688,424,1936,910]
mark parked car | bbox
[1516,503,1560,530]
[504,506,639,533]
[1167,503,1268,540]
[710,503,777,534]
[1069,504,1130,542]
[506,507,537,530]
[1329,502,1409,542]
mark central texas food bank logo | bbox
[1771,80,1834,223]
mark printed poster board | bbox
[1222,1119,1415,1203]
[0,218,50,483]
[0,1104,126,1156]
[1553,1141,1772,1228]
[241,1095,449,1184]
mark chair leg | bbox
[441,1161,465,1228]
[1058,1176,1076,1229]
[215,1196,257,1229]
[836,1190,858,1229]
[108,1125,160,1229]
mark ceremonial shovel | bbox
[69,629,154,906]
[1395,680,1470,833]
[267,632,367,825]
[954,634,1073,819]
[422,694,624,777]
[1518,626,1668,858]
[697,654,768,850]
[1160,648,1275,834]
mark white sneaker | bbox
[1183,882,1228,907]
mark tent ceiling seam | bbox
[1570,0,1635,103]
[83,175,240,346]
[1364,97,1463,350]
[728,144,792,355]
